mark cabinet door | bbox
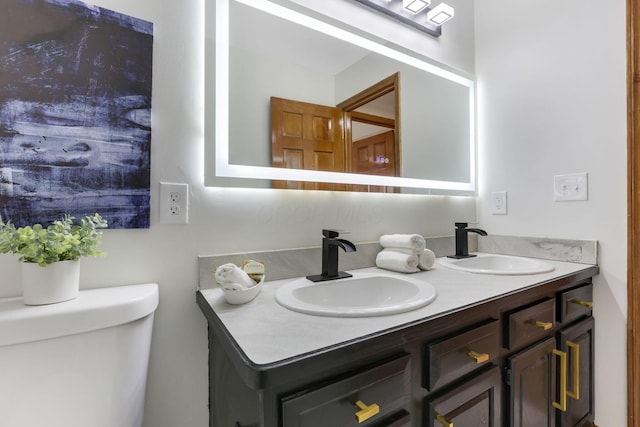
[557,317,594,427]
[426,367,502,427]
[508,337,557,427]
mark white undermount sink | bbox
[274,272,437,317]
[438,253,555,275]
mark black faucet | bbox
[448,222,488,259]
[306,229,357,282]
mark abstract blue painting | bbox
[0,0,153,228]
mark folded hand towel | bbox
[379,234,426,252]
[376,249,419,273]
[417,249,436,271]
[214,263,256,289]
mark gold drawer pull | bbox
[571,300,593,309]
[354,400,379,423]
[567,341,580,400]
[468,351,490,364]
[436,413,454,427]
[529,320,553,330]
[552,349,567,412]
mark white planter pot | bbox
[21,260,80,305]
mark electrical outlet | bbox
[159,182,188,224]
[554,173,588,201]
[168,192,181,204]
[491,191,507,215]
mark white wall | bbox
[0,1,476,427]
[229,47,336,168]
[475,0,627,425]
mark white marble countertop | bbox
[198,254,596,366]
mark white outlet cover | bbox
[554,173,588,201]
[159,182,189,224]
[491,191,507,215]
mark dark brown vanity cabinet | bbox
[197,267,597,427]
[507,285,595,427]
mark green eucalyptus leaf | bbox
[0,214,108,265]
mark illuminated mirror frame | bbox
[215,0,476,192]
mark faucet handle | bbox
[322,229,348,238]
[454,222,469,228]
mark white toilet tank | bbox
[0,283,159,427]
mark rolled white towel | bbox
[379,234,426,252]
[376,249,419,273]
[417,249,436,271]
[214,263,256,289]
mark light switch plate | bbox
[491,191,507,215]
[554,173,588,201]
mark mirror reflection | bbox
[214,0,476,192]
[271,73,400,192]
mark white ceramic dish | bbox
[221,276,264,304]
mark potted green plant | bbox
[0,213,108,305]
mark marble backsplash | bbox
[198,234,597,289]
[478,235,597,265]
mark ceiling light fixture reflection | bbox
[403,0,430,14]
[354,0,454,38]
[427,3,454,25]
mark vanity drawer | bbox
[505,298,556,349]
[558,283,593,324]
[423,319,500,392]
[281,354,410,427]
[426,366,502,427]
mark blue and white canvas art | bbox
[0,0,153,228]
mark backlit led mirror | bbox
[205,0,476,193]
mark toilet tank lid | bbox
[0,283,159,347]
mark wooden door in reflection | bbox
[350,130,396,193]
[271,97,345,191]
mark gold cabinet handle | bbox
[571,300,593,309]
[528,320,553,330]
[468,350,490,364]
[354,400,380,423]
[436,413,454,427]
[567,341,580,400]
[552,349,568,411]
